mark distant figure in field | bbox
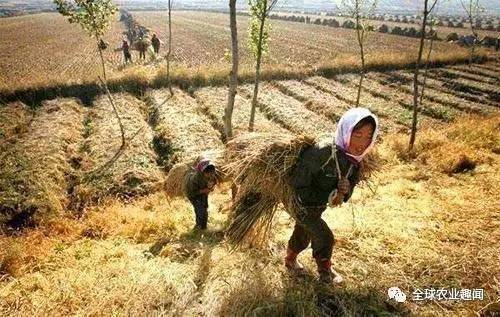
[136,37,149,60]
[151,34,161,55]
[121,40,132,64]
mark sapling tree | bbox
[408,0,439,151]
[224,0,239,140]
[460,0,484,67]
[340,0,378,106]
[248,0,279,132]
[166,0,174,96]
[54,0,126,152]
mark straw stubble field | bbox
[0,35,499,316]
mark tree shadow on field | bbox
[217,263,412,317]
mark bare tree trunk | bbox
[97,40,126,150]
[225,0,239,140]
[167,0,173,95]
[355,11,365,106]
[409,0,430,151]
[249,4,267,132]
[420,34,435,106]
[462,0,479,67]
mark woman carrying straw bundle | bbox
[185,159,218,230]
[285,107,379,284]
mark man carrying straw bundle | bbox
[285,108,379,284]
[185,159,218,230]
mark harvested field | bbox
[0,101,31,145]
[1,113,498,316]
[238,84,332,136]
[193,86,288,137]
[74,94,163,207]
[372,72,490,115]
[0,99,84,225]
[124,11,470,73]
[148,88,224,165]
[271,80,350,123]
[304,75,422,130]
[0,13,126,93]
[387,70,500,108]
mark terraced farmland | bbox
[0,6,499,315]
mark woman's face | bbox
[348,124,374,156]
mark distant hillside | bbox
[1,0,500,16]
[117,0,499,15]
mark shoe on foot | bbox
[285,248,305,274]
[285,258,305,272]
[316,258,343,284]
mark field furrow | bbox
[372,72,489,115]
[304,75,427,128]
[238,83,332,136]
[75,94,164,207]
[431,67,499,87]
[149,88,224,165]
[389,70,500,108]
[425,70,500,102]
[271,80,350,122]
[475,63,500,74]
[193,86,288,138]
[0,102,31,146]
[449,65,500,82]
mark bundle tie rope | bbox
[321,145,353,206]
[322,145,353,181]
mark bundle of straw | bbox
[164,162,192,199]
[222,133,316,246]
[223,133,382,246]
[164,150,227,200]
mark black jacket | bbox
[292,143,360,207]
[185,170,208,201]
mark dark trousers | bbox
[190,195,208,229]
[288,207,334,260]
[139,50,146,59]
[124,52,132,63]
[153,46,160,54]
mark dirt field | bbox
[134,10,475,70]
[0,13,126,92]
[0,10,485,95]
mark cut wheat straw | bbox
[74,94,163,208]
[222,131,382,246]
[222,133,316,246]
[0,99,84,225]
[149,88,224,165]
[164,149,226,199]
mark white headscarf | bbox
[334,107,379,163]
